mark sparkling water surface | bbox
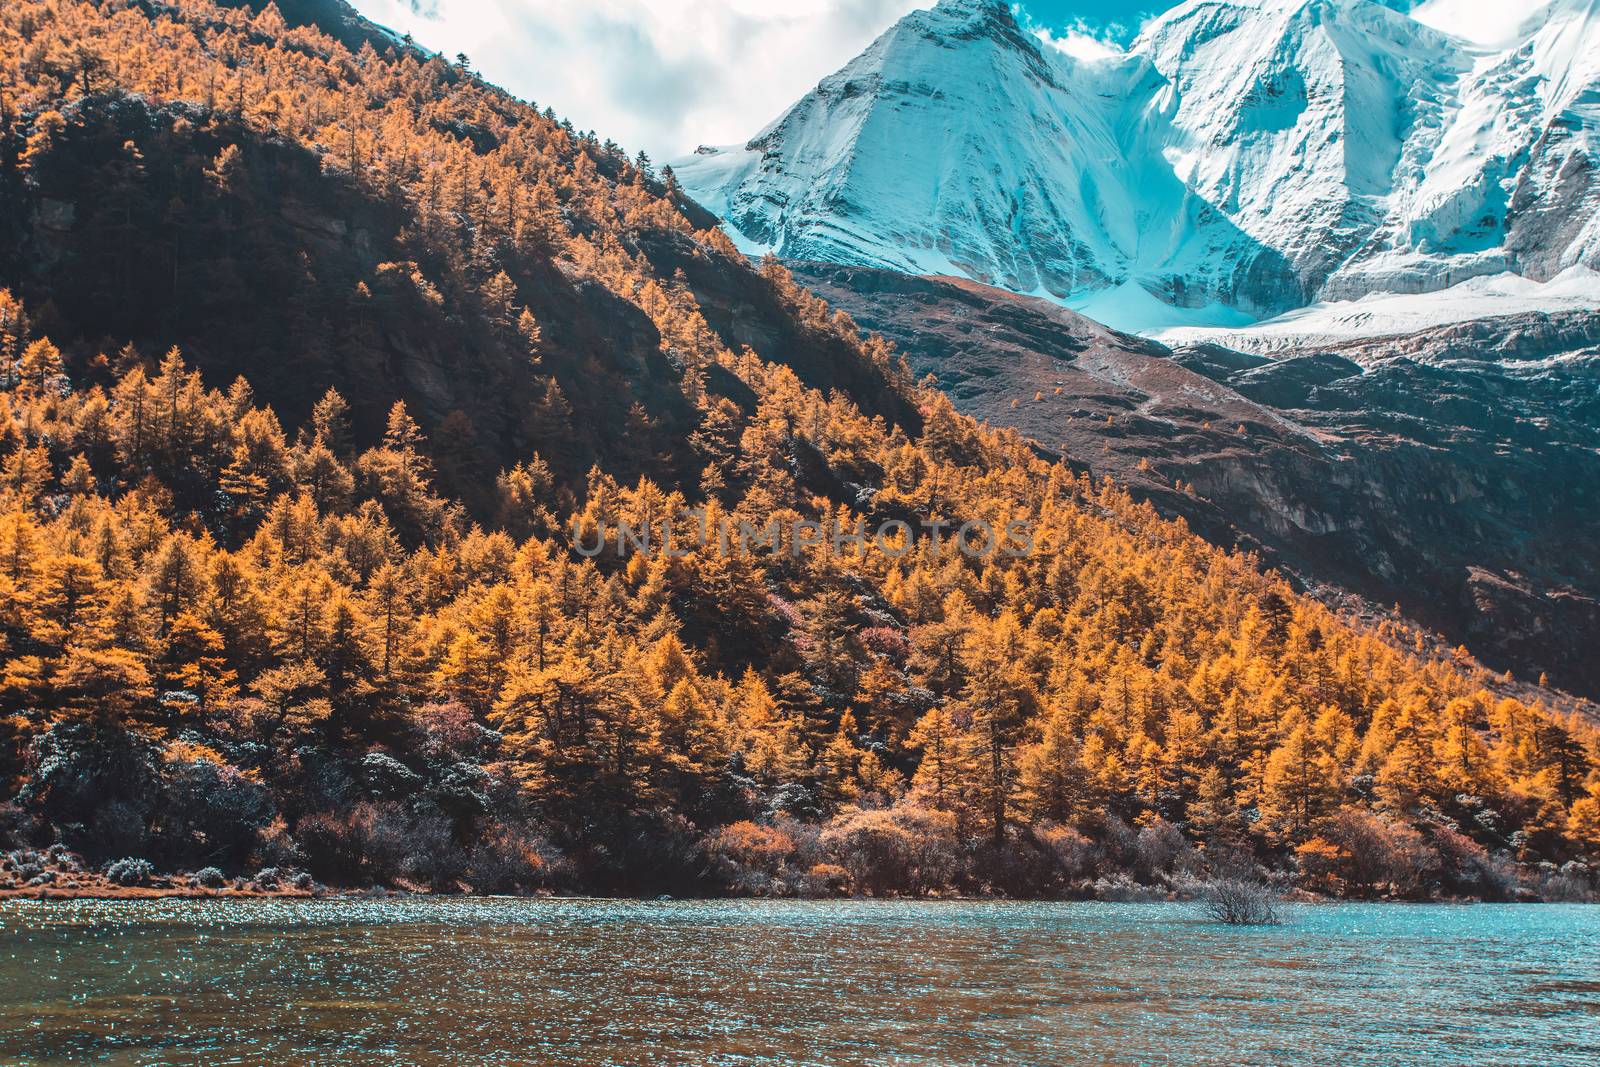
[1,899,1596,1065]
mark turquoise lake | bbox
[1,900,1596,1064]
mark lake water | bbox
[1,899,1596,1065]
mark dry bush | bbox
[1532,864,1598,903]
[1323,807,1439,897]
[464,829,561,894]
[1134,817,1192,881]
[153,750,273,869]
[701,820,799,893]
[1293,836,1349,893]
[1094,873,1162,902]
[1033,822,1100,881]
[819,804,960,896]
[294,801,444,886]
[800,863,850,895]
[1091,814,1140,868]
[1198,876,1281,925]
[1428,824,1518,900]
[105,856,155,886]
[192,866,225,888]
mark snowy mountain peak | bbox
[674,0,1600,332]
[927,0,1014,20]
[683,0,1130,295]
[921,0,1026,29]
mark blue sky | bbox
[1016,1,1162,40]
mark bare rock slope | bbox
[791,263,1600,698]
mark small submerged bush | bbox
[1198,876,1282,925]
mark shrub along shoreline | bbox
[6,825,1594,904]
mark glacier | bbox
[673,0,1600,336]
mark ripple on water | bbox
[1,899,1597,1066]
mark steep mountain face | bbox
[1135,0,1464,305]
[675,0,1139,298]
[791,263,1600,698]
[1313,0,1600,297]
[677,0,1600,326]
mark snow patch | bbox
[1068,282,1257,334]
[1151,267,1600,349]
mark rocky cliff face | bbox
[790,262,1600,698]
[679,0,1600,327]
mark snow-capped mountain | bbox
[676,0,1142,300]
[674,0,1600,332]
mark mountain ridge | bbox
[676,0,1600,332]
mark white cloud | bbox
[1408,0,1555,46]
[1031,25,1126,63]
[352,0,924,160]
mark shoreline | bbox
[5,886,1577,905]
[1,883,324,902]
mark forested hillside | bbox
[1,0,1596,899]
